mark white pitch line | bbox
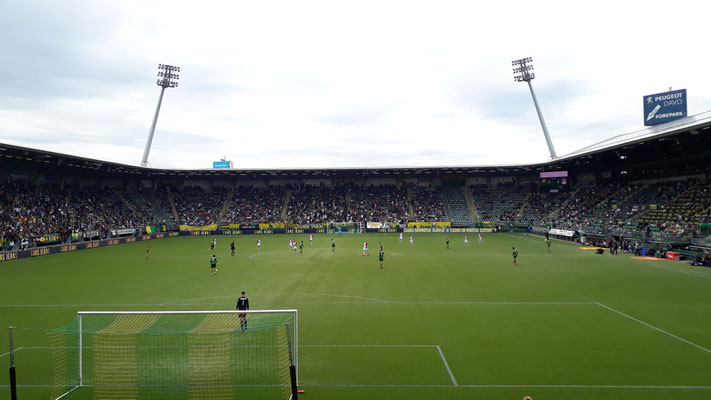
[0,303,187,307]
[0,300,595,307]
[436,345,458,386]
[639,263,711,280]
[304,384,711,389]
[164,292,390,305]
[0,347,24,358]
[596,303,711,354]
[301,344,436,348]
[387,301,595,305]
[0,385,54,388]
[1,384,711,389]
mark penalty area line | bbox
[436,345,458,386]
[596,302,711,355]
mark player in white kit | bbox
[464,235,469,247]
[257,238,262,250]
[409,236,414,247]
[309,234,313,244]
[362,241,370,256]
[399,232,403,243]
[478,233,483,244]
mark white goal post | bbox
[50,309,298,400]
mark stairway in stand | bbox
[442,186,475,227]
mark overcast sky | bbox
[1,0,710,169]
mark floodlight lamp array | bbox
[512,57,534,82]
[156,64,180,88]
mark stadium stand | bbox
[410,185,447,222]
[285,185,348,225]
[470,184,528,224]
[518,191,571,225]
[441,186,475,227]
[172,186,226,226]
[222,185,289,227]
[1,116,710,254]
[347,184,410,223]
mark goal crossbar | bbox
[77,309,298,315]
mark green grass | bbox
[1,232,711,400]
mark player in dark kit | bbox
[146,245,150,259]
[331,239,336,252]
[299,241,304,255]
[546,238,551,253]
[445,236,450,249]
[231,240,236,256]
[379,248,384,269]
[210,254,218,275]
[236,291,249,331]
[512,247,518,266]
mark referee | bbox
[237,291,249,331]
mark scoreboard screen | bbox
[540,171,569,193]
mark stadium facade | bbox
[1,112,709,261]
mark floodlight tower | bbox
[140,64,180,167]
[512,57,557,159]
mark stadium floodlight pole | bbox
[140,63,180,167]
[512,57,557,160]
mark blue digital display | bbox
[212,161,231,169]
[643,89,687,126]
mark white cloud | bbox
[1,0,709,169]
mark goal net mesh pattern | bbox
[46,311,295,400]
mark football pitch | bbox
[1,232,711,400]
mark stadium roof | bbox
[1,111,710,179]
[557,110,711,161]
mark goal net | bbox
[46,310,298,400]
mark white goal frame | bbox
[59,309,298,400]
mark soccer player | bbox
[546,238,551,253]
[338,226,342,236]
[409,236,414,247]
[293,241,298,254]
[236,291,249,331]
[379,241,383,251]
[256,238,262,251]
[210,239,215,252]
[309,233,313,244]
[331,238,336,252]
[289,238,293,250]
[399,232,403,243]
[146,245,151,259]
[445,235,450,249]
[379,248,384,269]
[478,233,483,244]
[299,241,304,255]
[362,240,370,256]
[210,254,218,275]
[512,247,518,266]
[464,235,469,247]
[231,240,236,256]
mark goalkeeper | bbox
[237,291,249,331]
